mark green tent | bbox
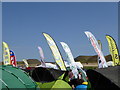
[39,80,72,89]
[31,67,72,89]
[0,65,37,90]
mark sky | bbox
[2,2,118,62]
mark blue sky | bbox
[2,2,118,62]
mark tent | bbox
[40,79,72,89]
[0,65,37,89]
[36,63,58,69]
[31,67,72,89]
[31,67,66,82]
[86,65,120,89]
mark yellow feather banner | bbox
[2,42,11,65]
[106,35,120,66]
[43,33,66,71]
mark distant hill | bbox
[74,54,112,63]
[26,59,41,65]
[17,59,41,67]
[0,59,41,67]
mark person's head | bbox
[79,72,82,74]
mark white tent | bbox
[36,63,58,69]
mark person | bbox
[68,78,84,90]
[68,70,75,80]
[78,72,82,79]
[75,81,88,90]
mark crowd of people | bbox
[68,69,89,90]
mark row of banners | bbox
[2,31,120,71]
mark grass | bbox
[84,66,97,70]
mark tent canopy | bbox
[0,65,37,89]
[31,67,72,89]
[86,65,120,89]
[40,80,72,89]
[31,67,65,82]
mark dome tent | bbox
[86,65,120,89]
[31,67,65,82]
[40,79,72,89]
[31,67,72,89]
[0,65,37,90]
